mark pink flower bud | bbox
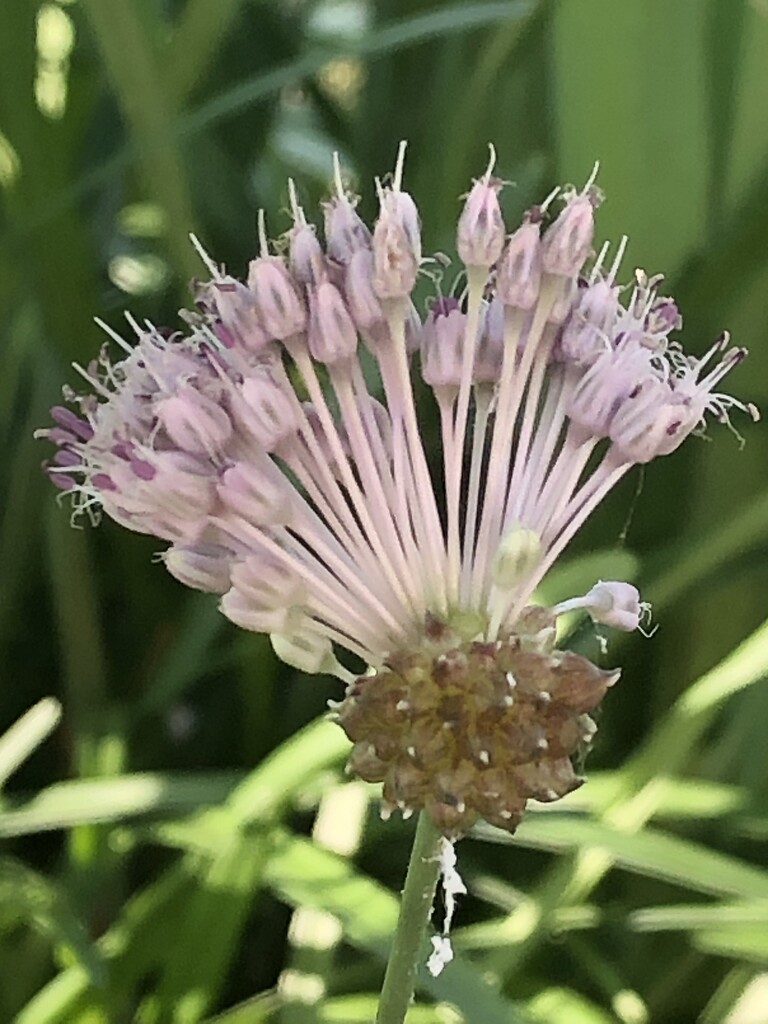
[209,280,271,355]
[164,543,233,593]
[235,374,298,451]
[307,281,358,364]
[372,188,421,300]
[323,194,371,264]
[496,217,543,310]
[289,222,327,288]
[271,625,336,675]
[567,342,655,439]
[582,581,644,631]
[559,280,618,366]
[609,381,693,464]
[217,460,294,527]
[420,297,468,392]
[542,177,602,278]
[220,555,306,634]
[474,298,504,383]
[457,171,505,269]
[345,249,385,334]
[156,386,233,455]
[247,256,306,340]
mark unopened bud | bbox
[372,188,421,300]
[457,150,505,268]
[156,386,232,455]
[324,155,372,263]
[218,460,294,527]
[247,254,306,340]
[496,217,543,309]
[308,281,358,364]
[345,249,385,334]
[542,171,602,278]
[492,523,542,588]
[289,222,327,288]
[421,297,466,391]
[582,581,645,631]
[164,543,232,594]
[236,374,298,450]
[271,626,338,675]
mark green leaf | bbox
[0,698,61,790]
[0,771,240,838]
[0,856,105,988]
[630,901,768,933]
[694,926,768,965]
[480,813,768,901]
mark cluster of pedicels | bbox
[38,144,755,839]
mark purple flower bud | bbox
[289,222,327,288]
[567,342,656,438]
[542,174,602,278]
[344,249,385,335]
[270,626,336,675]
[582,581,644,631]
[323,195,372,265]
[235,374,298,450]
[559,280,618,366]
[474,299,505,383]
[247,256,306,340]
[457,156,505,268]
[217,460,293,527]
[307,281,358,365]
[220,555,307,634]
[609,380,693,464]
[496,218,543,310]
[421,297,466,391]
[156,386,233,455]
[209,279,271,355]
[164,543,233,594]
[372,188,421,300]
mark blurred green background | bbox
[2,1,768,1021]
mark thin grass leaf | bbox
[0,856,105,988]
[630,902,768,932]
[0,771,240,838]
[0,698,61,790]
[81,0,200,279]
[479,814,768,901]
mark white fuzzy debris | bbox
[427,838,467,978]
[427,935,454,977]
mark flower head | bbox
[38,144,756,837]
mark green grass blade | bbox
[0,698,61,790]
[0,856,105,988]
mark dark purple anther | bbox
[47,427,78,446]
[111,441,131,460]
[49,472,76,491]
[91,473,117,491]
[129,458,156,481]
[52,448,81,467]
[430,295,461,318]
[50,406,94,441]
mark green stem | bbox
[376,812,443,1024]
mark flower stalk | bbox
[375,811,443,1024]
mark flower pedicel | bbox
[38,143,756,839]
